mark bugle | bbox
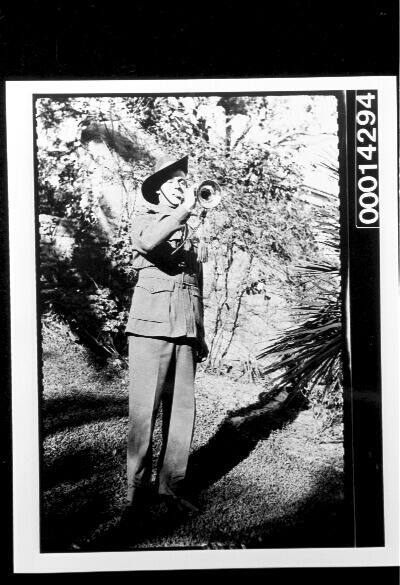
[195,179,222,209]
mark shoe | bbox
[118,501,147,540]
[127,486,153,509]
[119,488,151,529]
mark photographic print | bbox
[7,78,398,572]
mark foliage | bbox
[141,96,327,370]
[257,158,342,429]
[36,95,339,379]
[37,98,144,359]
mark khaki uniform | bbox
[125,204,204,501]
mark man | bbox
[124,153,208,518]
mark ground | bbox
[40,316,347,552]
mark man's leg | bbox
[127,335,173,504]
[158,339,196,497]
[155,360,175,484]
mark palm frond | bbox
[257,153,342,403]
[257,302,342,393]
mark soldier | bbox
[124,154,208,518]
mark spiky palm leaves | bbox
[257,155,342,418]
[257,296,342,394]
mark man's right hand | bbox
[182,186,196,212]
[195,338,209,363]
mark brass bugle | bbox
[195,179,222,209]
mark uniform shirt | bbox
[125,204,205,340]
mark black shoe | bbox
[117,505,146,543]
[127,486,153,509]
[118,490,150,533]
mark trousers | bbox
[127,334,196,503]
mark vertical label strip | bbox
[355,91,379,228]
[348,90,384,546]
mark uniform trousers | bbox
[127,334,196,503]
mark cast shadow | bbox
[41,479,120,553]
[185,389,310,494]
[92,461,348,552]
[41,441,126,490]
[41,388,347,552]
[42,392,128,437]
[227,466,350,548]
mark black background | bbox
[1,0,398,581]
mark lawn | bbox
[41,315,346,552]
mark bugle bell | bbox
[195,179,222,209]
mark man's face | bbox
[158,170,187,208]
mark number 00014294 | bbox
[355,92,379,228]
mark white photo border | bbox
[7,77,399,573]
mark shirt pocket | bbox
[130,278,175,323]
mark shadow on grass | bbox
[41,389,347,552]
[41,442,125,490]
[42,387,305,492]
[42,393,128,436]
[228,466,350,548]
[90,462,348,552]
[185,389,310,494]
[41,476,122,552]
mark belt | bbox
[138,267,199,288]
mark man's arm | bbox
[135,187,196,253]
[133,205,189,254]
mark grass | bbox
[40,314,346,552]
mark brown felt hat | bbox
[141,154,189,203]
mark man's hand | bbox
[195,338,209,363]
[182,186,196,212]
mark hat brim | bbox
[142,155,189,203]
